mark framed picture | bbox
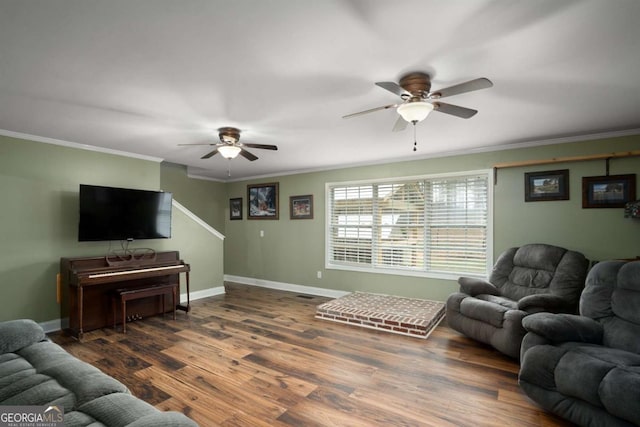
[290,195,314,219]
[524,169,570,202]
[247,182,279,219]
[229,197,242,220]
[582,174,636,208]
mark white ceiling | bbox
[1,0,639,181]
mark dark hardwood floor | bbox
[50,283,574,426]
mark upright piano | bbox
[60,250,190,340]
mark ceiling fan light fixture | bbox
[218,145,242,159]
[397,101,434,123]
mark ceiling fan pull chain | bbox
[227,159,231,177]
[413,123,417,152]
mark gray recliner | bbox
[519,260,640,427]
[445,243,589,358]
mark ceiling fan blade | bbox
[201,148,220,159]
[242,143,278,151]
[342,103,398,119]
[178,143,216,146]
[239,149,258,161]
[375,81,410,97]
[429,78,493,99]
[392,116,408,132]
[433,102,478,119]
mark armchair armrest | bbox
[522,312,603,345]
[458,277,500,297]
[517,293,574,314]
[0,319,46,354]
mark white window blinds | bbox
[327,172,490,277]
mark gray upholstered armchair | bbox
[519,260,640,427]
[445,243,589,358]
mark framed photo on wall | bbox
[524,169,570,202]
[247,182,279,219]
[229,197,242,220]
[582,174,636,208]
[290,195,313,219]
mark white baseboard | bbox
[40,318,64,334]
[40,285,226,333]
[224,275,349,299]
[183,286,225,302]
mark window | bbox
[326,171,492,278]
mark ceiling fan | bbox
[179,127,278,161]
[343,72,493,132]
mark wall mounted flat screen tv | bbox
[78,184,172,241]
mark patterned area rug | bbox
[316,292,445,339]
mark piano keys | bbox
[87,264,187,280]
[60,251,190,340]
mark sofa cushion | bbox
[605,262,640,353]
[0,319,45,354]
[496,244,567,301]
[459,297,510,327]
[0,353,34,386]
[63,410,105,427]
[17,341,128,408]
[512,243,567,272]
[522,312,604,345]
[580,261,621,319]
[490,244,587,303]
[509,266,555,291]
[601,317,640,355]
[77,393,159,426]
[533,343,640,425]
[556,348,616,407]
[476,294,518,310]
[554,344,640,422]
[458,277,500,296]
[600,366,640,424]
[0,348,73,406]
[580,261,640,354]
[519,343,570,390]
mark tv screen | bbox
[78,184,172,241]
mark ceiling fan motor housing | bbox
[218,127,241,143]
[399,72,431,99]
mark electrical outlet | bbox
[317,271,322,279]
[260,230,264,237]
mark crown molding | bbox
[0,129,164,163]
[3,127,639,183]
[211,128,640,183]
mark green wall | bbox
[160,162,226,232]
[0,135,225,324]
[224,135,640,302]
[2,132,639,324]
[492,139,640,260]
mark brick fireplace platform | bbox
[315,292,445,339]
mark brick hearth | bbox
[315,292,445,338]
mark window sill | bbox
[325,263,487,281]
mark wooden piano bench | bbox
[112,283,178,333]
